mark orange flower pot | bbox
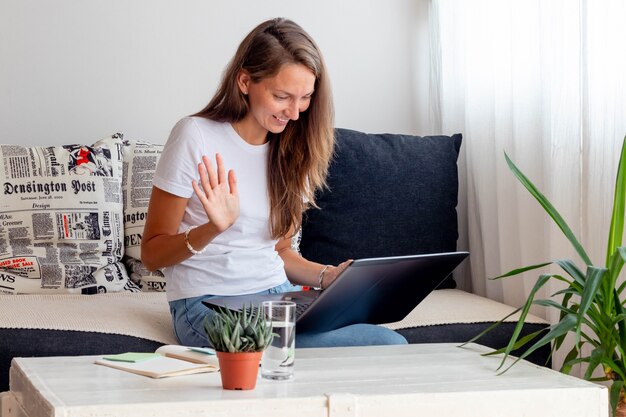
[216,351,262,390]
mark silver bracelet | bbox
[317,265,330,289]
[184,225,205,255]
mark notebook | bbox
[203,251,469,334]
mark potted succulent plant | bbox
[465,135,626,416]
[205,305,274,390]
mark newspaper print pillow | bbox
[0,134,133,294]
[121,140,166,292]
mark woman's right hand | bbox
[320,259,353,289]
[192,154,240,232]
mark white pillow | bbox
[121,140,166,292]
[0,134,131,294]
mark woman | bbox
[141,18,407,348]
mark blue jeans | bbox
[168,281,408,348]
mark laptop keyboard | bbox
[295,301,311,319]
[243,300,312,320]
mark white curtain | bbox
[428,0,626,356]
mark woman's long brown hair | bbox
[194,18,334,240]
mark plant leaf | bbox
[552,292,574,353]
[602,357,626,382]
[614,290,626,359]
[606,135,626,266]
[505,152,592,265]
[533,298,575,314]
[560,344,580,374]
[495,273,553,370]
[491,262,552,280]
[481,329,545,356]
[545,273,576,288]
[459,306,523,347]
[498,314,578,374]
[562,357,591,373]
[610,380,624,417]
[583,347,605,380]
[241,304,249,326]
[554,259,586,286]
[575,266,608,346]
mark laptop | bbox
[203,251,469,334]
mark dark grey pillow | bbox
[300,128,462,288]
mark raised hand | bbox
[192,154,240,232]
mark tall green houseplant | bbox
[467,135,626,415]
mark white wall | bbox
[0,0,428,146]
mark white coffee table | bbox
[1,343,608,417]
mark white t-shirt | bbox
[153,117,287,301]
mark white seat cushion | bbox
[0,292,177,345]
[383,289,546,330]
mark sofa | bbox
[0,128,549,393]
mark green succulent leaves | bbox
[204,305,274,353]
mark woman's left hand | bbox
[320,259,353,289]
[192,154,240,233]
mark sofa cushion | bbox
[300,129,462,288]
[0,135,132,294]
[0,289,550,392]
[381,289,550,367]
[121,140,166,291]
[0,292,176,343]
[0,292,176,391]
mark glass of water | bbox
[261,300,296,380]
